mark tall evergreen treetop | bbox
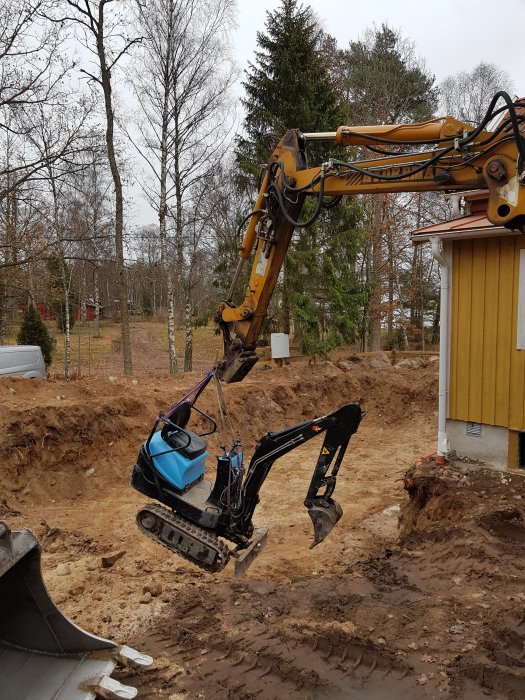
[335,24,437,125]
[237,0,341,178]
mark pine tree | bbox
[334,24,437,350]
[336,24,437,125]
[17,304,54,366]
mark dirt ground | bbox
[1,354,524,699]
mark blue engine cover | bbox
[146,431,207,491]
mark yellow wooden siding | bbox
[449,236,525,430]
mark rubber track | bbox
[136,503,230,573]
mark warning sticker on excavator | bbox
[321,447,330,455]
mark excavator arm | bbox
[216,92,525,383]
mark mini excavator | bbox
[131,372,362,575]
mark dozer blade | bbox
[233,528,268,578]
[307,498,343,549]
[0,521,152,700]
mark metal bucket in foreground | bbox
[0,521,152,700]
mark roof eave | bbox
[412,226,507,243]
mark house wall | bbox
[449,235,525,432]
[446,419,509,470]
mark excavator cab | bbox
[131,372,363,575]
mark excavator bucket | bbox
[307,498,343,548]
[0,521,152,700]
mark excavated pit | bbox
[1,358,524,698]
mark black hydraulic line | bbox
[339,99,525,148]
[457,91,525,163]
[326,105,524,183]
[338,130,454,146]
[235,208,268,239]
[321,195,343,209]
[250,93,525,233]
[472,114,525,149]
[268,175,325,228]
[356,121,522,157]
[337,134,518,183]
[277,161,323,193]
[328,141,457,182]
[276,99,524,196]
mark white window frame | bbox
[519,250,525,350]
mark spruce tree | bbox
[236,0,365,352]
[17,304,54,366]
[236,0,341,179]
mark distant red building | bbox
[17,302,54,320]
[73,304,98,322]
[17,302,100,322]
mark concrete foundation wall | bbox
[447,420,509,470]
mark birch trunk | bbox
[49,169,71,382]
[369,196,383,351]
[80,262,87,325]
[93,268,100,338]
[77,313,81,379]
[184,296,192,372]
[61,259,71,382]
[158,49,177,373]
[0,278,7,344]
[96,2,132,374]
[174,138,186,366]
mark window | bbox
[520,433,525,469]
[518,249,525,349]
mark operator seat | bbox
[160,400,207,459]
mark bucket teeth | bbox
[307,498,343,548]
[116,645,153,668]
[83,675,137,699]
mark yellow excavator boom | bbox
[216,93,525,383]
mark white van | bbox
[0,346,47,379]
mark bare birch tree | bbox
[60,0,141,375]
[25,98,97,379]
[67,155,114,339]
[131,0,235,372]
[0,1,77,196]
[440,62,514,124]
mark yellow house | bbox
[412,190,525,471]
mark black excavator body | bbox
[131,372,363,575]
